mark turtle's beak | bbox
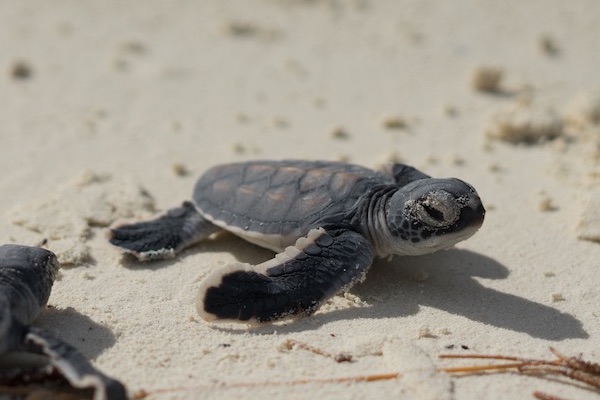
[463,194,486,229]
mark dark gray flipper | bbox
[197,228,374,322]
[388,163,431,187]
[24,327,127,400]
[109,201,220,260]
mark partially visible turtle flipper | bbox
[24,326,127,400]
[197,228,375,322]
[109,201,220,260]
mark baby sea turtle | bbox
[0,244,126,400]
[109,160,485,323]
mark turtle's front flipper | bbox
[109,201,220,260]
[24,326,127,400]
[197,228,374,322]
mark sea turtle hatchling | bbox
[109,160,485,323]
[0,244,126,400]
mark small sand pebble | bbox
[552,293,566,302]
[544,272,556,277]
[232,142,246,154]
[120,40,147,55]
[417,326,437,339]
[471,66,503,93]
[443,105,459,117]
[10,60,33,80]
[334,353,353,363]
[236,113,250,124]
[451,155,466,166]
[331,127,350,140]
[222,21,280,41]
[536,192,558,212]
[272,116,289,129]
[537,198,557,212]
[82,272,95,280]
[539,35,560,56]
[381,116,408,130]
[488,163,502,173]
[172,163,189,177]
[223,21,259,37]
[485,203,496,211]
[486,101,563,145]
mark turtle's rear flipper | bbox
[109,201,219,261]
[197,227,374,322]
[25,326,126,400]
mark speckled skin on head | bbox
[109,160,485,323]
[0,244,126,400]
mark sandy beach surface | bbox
[1,1,600,399]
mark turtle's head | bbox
[385,178,485,256]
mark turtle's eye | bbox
[411,190,460,228]
[421,203,445,222]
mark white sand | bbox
[1,1,599,399]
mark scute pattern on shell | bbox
[193,160,394,236]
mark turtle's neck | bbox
[349,185,399,258]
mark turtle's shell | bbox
[193,160,393,250]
